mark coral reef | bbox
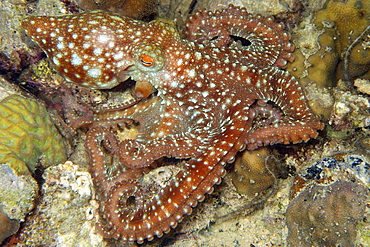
[0,164,37,223]
[0,77,67,244]
[309,0,370,82]
[0,1,28,56]
[327,84,370,134]
[23,6,324,242]
[167,0,326,28]
[20,2,326,243]
[354,78,370,95]
[0,0,367,245]
[286,180,368,247]
[303,82,334,121]
[0,0,69,68]
[343,25,370,80]
[286,140,370,246]
[286,0,370,121]
[301,155,370,185]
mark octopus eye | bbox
[136,45,164,72]
[140,54,154,67]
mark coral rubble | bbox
[18,161,104,247]
[0,164,37,244]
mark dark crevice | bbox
[229,35,252,46]
[187,0,198,15]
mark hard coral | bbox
[229,147,276,197]
[289,0,370,88]
[315,0,370,81]
[287,0,370,120]
[0,93,67,175]
[286,180,368,247]
[0,79,68,243]
[344,26,370,79]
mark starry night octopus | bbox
[22,6,324,243]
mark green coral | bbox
[357,220,370,246]
[0,94,67,175]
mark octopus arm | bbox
[86,127,143,195]
[117,132,202,168]
[245,67,324,149]
[97,113,253,242]
[184,5,294,68]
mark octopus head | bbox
[22,11,149,90]
[22,10,185,93]
[126,21,186,92]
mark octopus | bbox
[22,5,324,243]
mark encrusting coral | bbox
[315,0,370,81]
